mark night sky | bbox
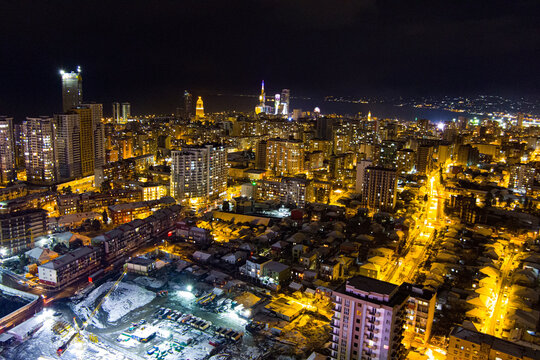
[1,0,539,118]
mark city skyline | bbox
[0,1,539,118]
[1,2,540,360]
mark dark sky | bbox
[0,0,539,118]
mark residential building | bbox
[81,103,106,170]
[38,246,100,288]
[361,167,398,211]
[416,145,433,175]
[400,283,436,345]
[239,256,270,280]
[22,117,59,184]
[0,209,47,256]
[170,144,228,204]
[261,261,290,290]
[266,138,304,176]
[447,326,540,360]
[355,160,372,193]
[0,116,16,185]
[54,113,81,180]
[330,276,408,360]
[72,107,94,176]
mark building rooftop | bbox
[264,261,289,273]
[450,326,540,358]
[347,275,399,296]
[127,257,154,266]
[40,246,96,270]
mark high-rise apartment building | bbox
[255,140,267,169]
[54,113,81,180]
[396,149,415,174]
[330,276,408,360]
[22,117,59,184]
[81,103,105,170]
[0,116,16,185]
[355,160,372,193]
[266,138,304,176]
[170,144,227,203]
[508,163,536,194]
[121,102,131,121]
[416,145,434,175]
[400,283,436,345]
[73,108,95,176]
[362,166,397,211]
[195,97,204,118]
[184,90,193,119]
[0,209,48,256]
[112,102,121,123]
[330,277,436,360]
[60,67,82,112]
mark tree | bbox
[222,201,230,212]
[91,219,101,231]
[102,210,109,224]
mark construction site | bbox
[0,263,328,360]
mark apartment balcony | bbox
[366,344,378,351]
[330,321,340,329]
[393,332,405,343]
[365,325,375,333]
[334,304,342,312]
[364,334,379,342]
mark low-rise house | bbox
[271,241,289,257]
[125,257,156,275]
[292,244,308,261]
[299,250,318,270]
[261,261,290,290]
[221,251,248,265]
[192,251,212,263]
[239,256,270,279]
[25,247,58,264]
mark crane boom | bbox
[82,269,127,330]
[57,269,127,356]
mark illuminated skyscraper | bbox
[266,138,304,176]
[195,96,204,118]
[60,67,82,112]
[170,144,227,203]
[54,113,81,180]
[73,108,94,176]
[22,117,59,184]
[81,103,105,170]
[121,102,131,122]
[362,166,397,211]
[280,89,290,116]
[0,116,16,185]
[112,102,120,122]
[184,91,193,119]
[255,80,266,114]
[274,94,280,115]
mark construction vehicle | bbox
[57,269,127,356]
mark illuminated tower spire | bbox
[259,80,266,107]
[195,96,204,118]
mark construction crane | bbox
[57,269,128,356]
